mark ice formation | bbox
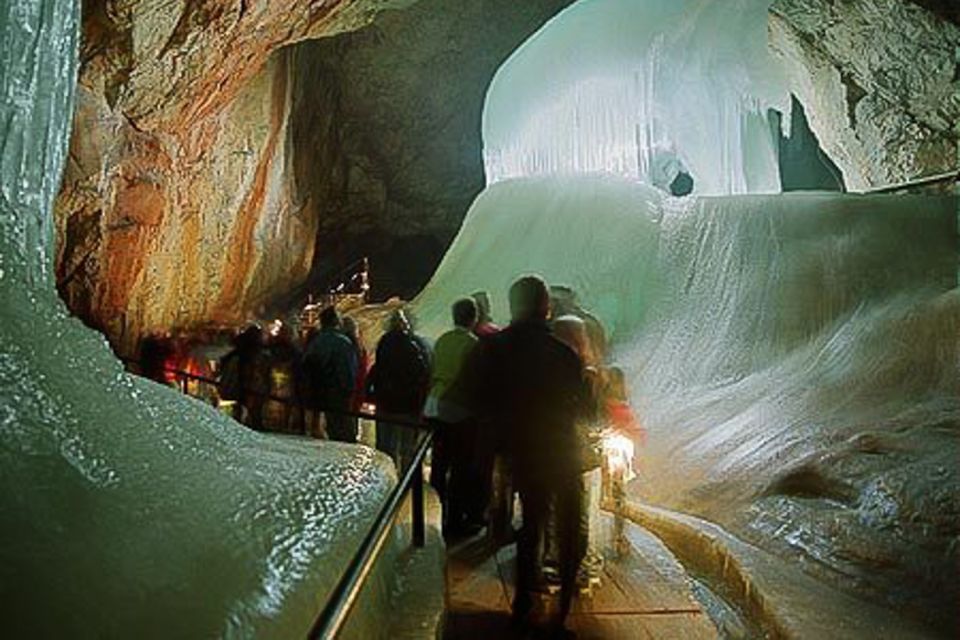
[0,2,398,637]
[415,0,959,622]
[482,0,790,194]
[414,173,958,617]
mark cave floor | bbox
[444,513,719,639]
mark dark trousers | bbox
[430,419,484,534]
[377,421,420,470]
[325,411,358,442]
[488,454,514,543]
[514,471,581,622]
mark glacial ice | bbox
[482,0,790,195]
[0,2,398,637]
[417,2,957,617]
[414,172,959,623]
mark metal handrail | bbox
[308,429,433,640]
[120,355,434,638]
[119,356,428,431]
[859,168,959,195]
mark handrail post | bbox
[412,455,425,548]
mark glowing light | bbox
[269,319,283,337]
[602,430,635,481]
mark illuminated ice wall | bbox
[416,0,959,622]
[482,0,790,194]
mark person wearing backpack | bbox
[302,307,359,442]
[366,309,431,469]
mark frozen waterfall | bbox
[482,0,790,194]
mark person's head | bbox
[320,306,341,330]
[386,308,411,334]
[509,275,550,322]
[471,291,492,323]
[605,366,628,401]
[549,285,578,318]
[235,324,263,349]
[271,322,293,345]
[553,315,590,360]
[452,297,478,330]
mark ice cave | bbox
[1,0,958,638]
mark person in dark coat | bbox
[465,275,591,631]
[302,307,359,442]
[219,324,269,430]
[367,309,431,469]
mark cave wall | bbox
[55,0,571,346]
[55,0,958,348]
[287,0,573,302]
[770,0,960,190]
[55,0,413,349]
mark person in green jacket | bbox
[426,297,482,538]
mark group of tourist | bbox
[144,274,641,632]
[427,276,642,631]
[212,304,437,467]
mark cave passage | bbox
[2,0,958,638]
[414,0,960,636]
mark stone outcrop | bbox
[287,0,572,302]
[55,0,412,349]
[56,0,571,348]
[770,0,960,190]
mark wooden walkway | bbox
[445,513,719,639]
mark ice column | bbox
[0,0,79,286]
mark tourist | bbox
[602,367,644,443]
[139,333,175,386]
[264,321,303,434]
[471,290,501,338]
[553,315,605,589]
[219,324,269,430]
[468,290,507,538]
[302,307,359,442]
[549,285,606,364]
[466,275,591,630]
[367,309,432,468]
[340,316,370,413]
[426,297,482,538]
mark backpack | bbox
[219,351,242,401]
[374,332,430,403]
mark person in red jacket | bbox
[471,290,501,338]
[341,316,370,413]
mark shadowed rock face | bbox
[55,0,571,348]
[770,0,960,190]
[55,0,411,349]
[285,0,574,303]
